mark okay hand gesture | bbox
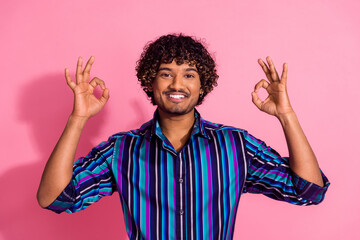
[65,56,110,119]
[251,56,294,119]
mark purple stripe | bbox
[48,204,67,211]
[139,120,152,129]
[118,138,125,193]
[145,141,150,239]
[268,170,290,179]
[249,165,289,178]
[229,131,240,233]
[116,138,132,235]
[74,170,109,188]
[174,162,177,240]
[99,191,112,195]
[203,119,220,128]
[246,132,263,144]
[117,138,131,235]
[128,143,133,237]
[205,142,213,240]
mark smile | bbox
[164,92,188,103]
[169,94,185,99]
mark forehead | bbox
[158,60,197,71]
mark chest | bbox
[111,134,248,239]
[113,135,247,207]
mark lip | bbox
[164,92,188,103]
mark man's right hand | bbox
[65,56,110,120]
[37,56,109,208]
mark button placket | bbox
[176,151,186,236]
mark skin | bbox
[149,61,203,152]
[37,56,110,208]
[37,55,323,208]
[252,56,323,186]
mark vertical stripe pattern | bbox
[47,109,330,240]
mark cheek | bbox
[150,82,160,94]
[151,84,164,101]
[192,82,202,93]
[152,79,167,90]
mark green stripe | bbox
[139,140,147,235]
[243,133,278,159]
[167,152,175,240]
[132,139,140,226]
[218,133,228,240]
[160,149,166,239]
[193,140,200,240]
[199,138,209,238]
[122,198,130,235]
[224,130,236,238]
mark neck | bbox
[157,108,196,152]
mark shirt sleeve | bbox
[241,131,330,205]
[46,137,117,214]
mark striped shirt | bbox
[47,109,330,240]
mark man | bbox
[37,34,329,240]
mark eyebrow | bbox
[157,67,198,72]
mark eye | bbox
[160,73,172,78]
[184,74,195,78]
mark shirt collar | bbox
[140,108,209,141]
[192,109,209,139]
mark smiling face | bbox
[150,60,203,117]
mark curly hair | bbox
[136,33,219,105]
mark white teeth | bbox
[169,94,185,99]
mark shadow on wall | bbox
[0,74,128,240]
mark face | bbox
[150,61,203,116]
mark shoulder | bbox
[200,118,253,144]
[202,119,272,152]
[201,118,248,135]
[109,118,153,140]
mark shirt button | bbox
[179,210,184,215]
[179,178,183,183]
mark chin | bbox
[159,105,195,116]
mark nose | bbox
[169,74,184,90]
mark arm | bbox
[242,129,329,205]
[251,56,323,187]
[37,56,110,208]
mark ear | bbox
[147,86,153,92]
[200,88,204,95]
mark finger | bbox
[89,77,106,89]
[76,56,83,84]
[83,56,95,81]
[254,79,270,92]
[280,62,288,84]
[258,58,273,82]
[99,88,110,104]
[266,56,280,81]
[65,68,76,90]
[251,91,263,110]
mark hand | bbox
[251,56,294,119]
[65,56,110,119]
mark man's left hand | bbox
[252,56,294,119]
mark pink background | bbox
[1,0,359,239]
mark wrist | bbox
[277,111,298,128]
[67,114,88,129]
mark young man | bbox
[37,34,329,240]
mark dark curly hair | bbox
[136,33,219,105]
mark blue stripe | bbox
[46,109,330,239]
